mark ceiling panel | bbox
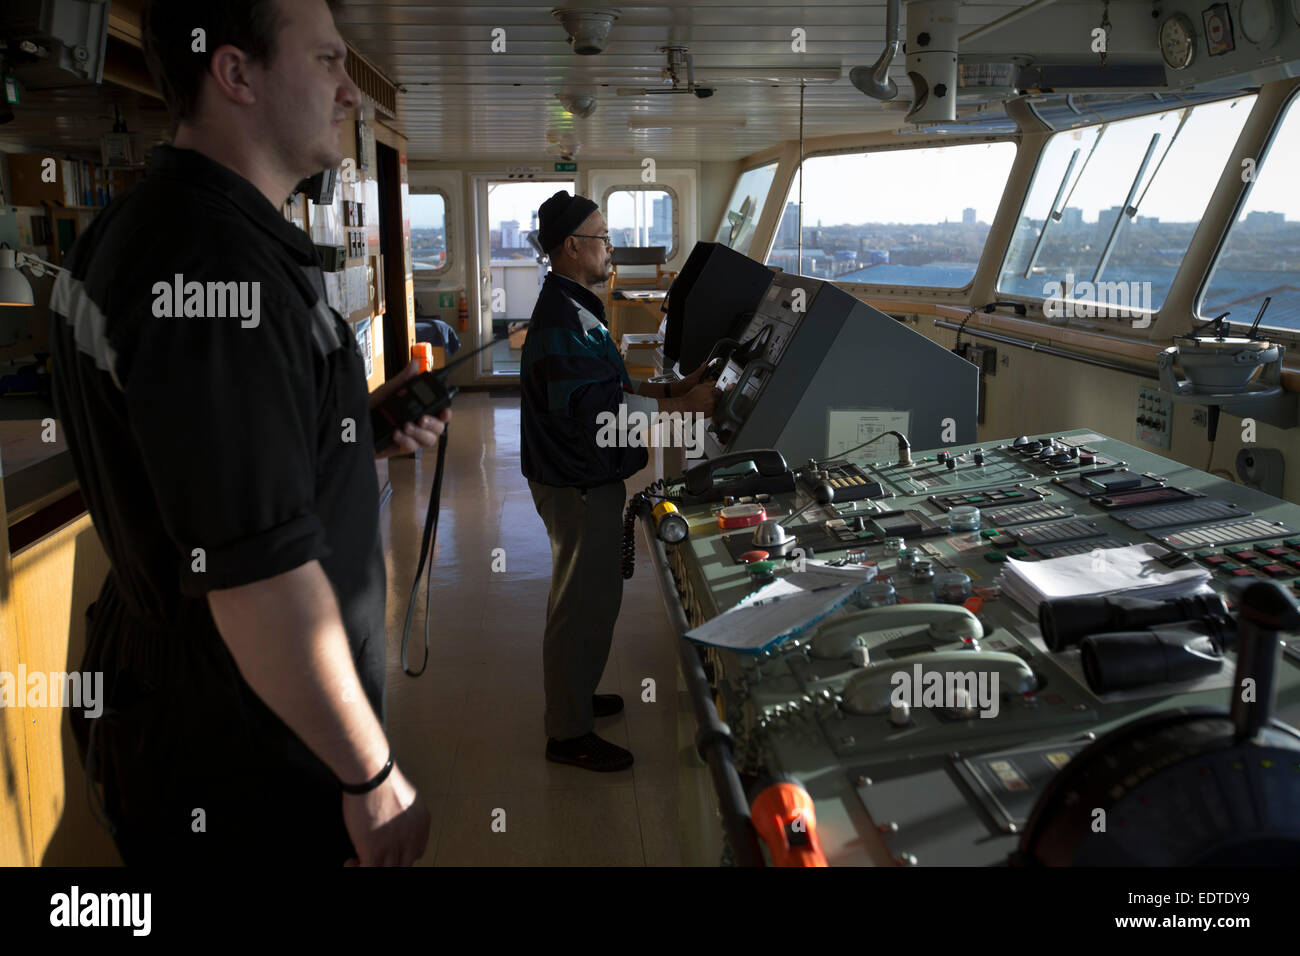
[0,3,1144,164]
[336,1,1037,161]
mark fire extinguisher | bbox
[457,292,468,332]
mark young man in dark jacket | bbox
[49,0,441,865]
[521,190,717,771]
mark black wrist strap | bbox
[340,753,394,794]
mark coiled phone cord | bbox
[621,491,651,580]
[400,423,449,677]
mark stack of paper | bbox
[684,563,875,653]
[999,542,1211,617]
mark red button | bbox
[739,550,770,563]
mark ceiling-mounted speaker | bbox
[556,93,597,117]
[551,7,620,55]
[905,0,960,124]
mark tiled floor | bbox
[378,391,684,865]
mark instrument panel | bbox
[647,428,1300,866]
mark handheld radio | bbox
[371,340,495,452]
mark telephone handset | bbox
[684,448,792,497]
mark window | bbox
[765,143,1016,287]
[1201,92,1300,334]
[605,187,676,258]
[999,96,1254,322]
[409,191,448,272]
[715,161,777,256]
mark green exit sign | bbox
[554,162,577,172]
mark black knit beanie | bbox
[538,190,599,254]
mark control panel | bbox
[1136,384,1172,449]
[643,428,1300,866]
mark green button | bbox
[1008,548,1029,559]
[966,496,983,502]
[1219,562,1241,572]
[1006,490,1023,497]
[1284,538,1300,548]
[981,529,1000,538]
[984,552,1008,563]
[1250,558,1272,568]
[856,531,873,539]
[747,560,776,577]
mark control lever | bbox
[785,481,835,526]
[1230,579,1300,741]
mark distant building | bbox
[1100,206,1126,226]
[1246,211,1286,230]
[501,220,520,249]
[1061,208,1084,229]
[962,207,976,225]
[652,196,670,239]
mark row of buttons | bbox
[1194,538,1300,580]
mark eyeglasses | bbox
[571,234,613,246]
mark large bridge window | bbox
[998,96,1254,323]
[410,191,449,273]
[715,161,777,256]
[765,142,1016,287]
[1201,90,1300,335]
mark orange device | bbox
[411,342,434,373]
[750,780,828,866]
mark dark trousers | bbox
[528,480,626,740]
[72,572,355,866]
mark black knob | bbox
[946,458,956,470]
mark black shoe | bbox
[593,693,624,717]
[545,733,633,772]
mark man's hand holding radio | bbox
[370,358,452,461]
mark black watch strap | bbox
[340,753,394,795]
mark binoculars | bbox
[1039,591,1235,694]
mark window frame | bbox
[599,183,680,261]
[993,94,1256,333]
[762,136,1019,294]
[1195,86,1300,345]
[409,187,452,277]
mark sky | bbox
[771,95,1297,228]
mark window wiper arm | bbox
[1093,132,1162,283]
[1022,147,1080,279]
[1128,108,1191,220]
[1022,125,1108,280]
